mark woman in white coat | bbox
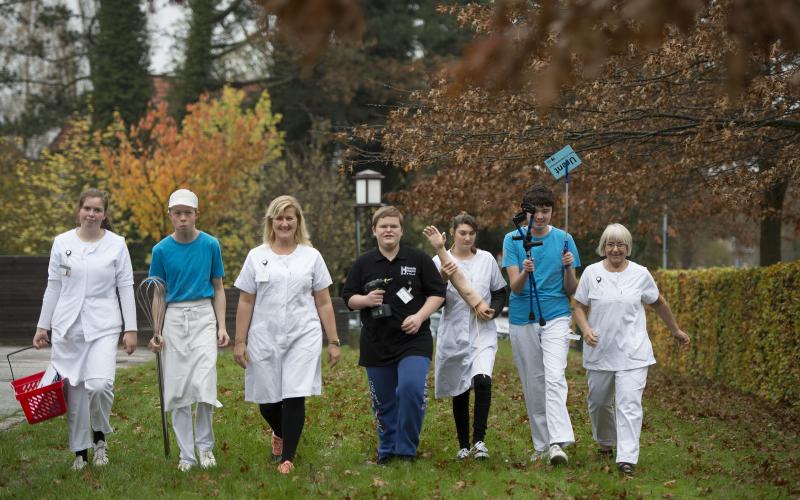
[233,195,341,474]
[431,213,506,460]
[33,188,138,470]
[573,223,690,476]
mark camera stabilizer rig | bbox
[512,203,546,326]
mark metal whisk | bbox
[136,276,170,458]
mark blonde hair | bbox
[596,223,633,257]
[263,195,312,246]
[372,205,404,228]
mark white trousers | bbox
[171,402,215,464]
[509,317,574,452]
[587,367,648,464]
[65,378,114,452]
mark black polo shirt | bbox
[342,243,446,367]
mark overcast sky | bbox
[148,0,186,74]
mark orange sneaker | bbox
[277,460,294,474]
[271,433,283,461]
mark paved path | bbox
[0,345,153,430]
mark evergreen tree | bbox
[90,0,152,130]
[169,0,250,119]
[171,0,216,118]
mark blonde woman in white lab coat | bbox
[33,188,138,470]
[233,195,341,474]
[431,213,506,461]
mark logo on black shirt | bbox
[400,266,417,276]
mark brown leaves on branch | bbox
[251,0,800,103]
[251,0,365,67]
[449,0,800,103]
[344,2,799,257]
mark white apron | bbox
[51,317,118,386]
[433,250,505,398]
[162,299,221,411]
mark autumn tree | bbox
[99,86,283,275]
[0,115,101,254]
[252,0,800,104]
[348,2,799,266]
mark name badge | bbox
[59,264,71,277]
[256,259,270,282]
[396,287,413,304]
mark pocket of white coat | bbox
[247,328,278,362]
[255,269,270,283]
[627,337,653,361]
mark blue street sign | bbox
[544,145,582,180]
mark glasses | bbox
[605,242,628,250]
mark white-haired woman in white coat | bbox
[573,223,689,476]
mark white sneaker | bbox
[456,448,470,460]
[199,449,217,469]
[93,440,109,466]
[178,460,194,472]
[470,441,489,460]
[548,444,568,465]
[71,456,88,471]
[531,449,549,462]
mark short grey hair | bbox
[596,223,633,257]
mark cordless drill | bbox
[364,278,392,319]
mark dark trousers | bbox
[452,374,492,449]
[259,397,305,462]
[366,356,430,458]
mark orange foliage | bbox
[98,87,283,244]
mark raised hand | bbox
[422,226,446,250]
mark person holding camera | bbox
[342,206,446,465]
[501,185,580,466]
[232,195,340,474]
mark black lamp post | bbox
[353,169,385,258]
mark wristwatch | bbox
[329,338,341,347]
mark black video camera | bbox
[512,209,543,252]
[364,278,392,319]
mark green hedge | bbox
[648,261,800,408]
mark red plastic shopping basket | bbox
[7,346,67,424]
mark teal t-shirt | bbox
[501,226,580,325]
[149,231,224,304]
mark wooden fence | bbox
[0,257,356,345]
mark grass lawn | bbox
[1,341,798,498]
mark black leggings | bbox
[258,397,305,462]
[452,374,492,449]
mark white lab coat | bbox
[433,249,506,398]
[40,229,136,342]
[574,261,660,371]
[234,244,332,403]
